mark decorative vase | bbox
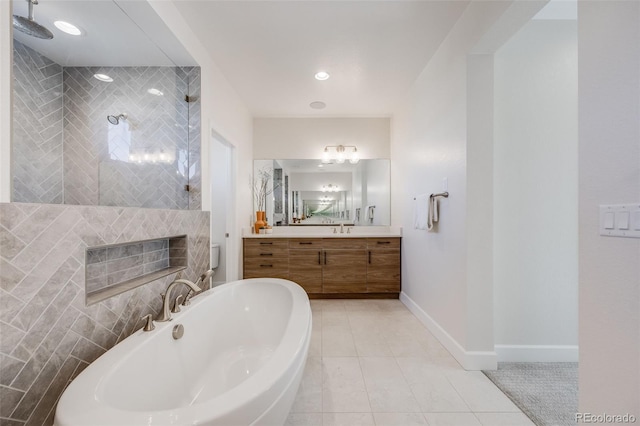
[254,211,266,234]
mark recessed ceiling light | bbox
[310,101,326,110]
[314,71,330,81]
[54,21,82,36]
[147,88,164,96]
[93,73,113,83]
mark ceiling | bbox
[173,1,470,117]
[11,0,196,66]
[12,0,471,117]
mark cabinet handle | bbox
[377,241,391,245]
[324,251,327,265]
[259,242,273,245]
[318,251,321,265]
[260,264,273,268]
[299,242,312,245]
[259,253,273,256]
[369,251,372,264]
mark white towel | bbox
[427,194,440,231]
[413,194,429,230]
[365,205,375,223]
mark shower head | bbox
[107,113,127,125]
[13,0,54,40]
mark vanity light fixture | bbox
[321,184,339,193]
[314,71,330,81]
[93,73,113,83]
[322,145,359,164]
[54,20,82,36]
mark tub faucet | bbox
[157,279,201,322]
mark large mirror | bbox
[254,159,390,226]
[11,0,201,209]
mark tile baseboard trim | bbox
[495,344,579,362]
[399,291,498,371]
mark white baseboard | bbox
[400,292,498,371]
[495,344,579,362]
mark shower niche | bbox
[10,0,201,210]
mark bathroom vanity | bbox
[243,234,401,298]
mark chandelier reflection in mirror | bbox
[322,145,359,164]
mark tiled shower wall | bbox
[63,66,196,209]
[11,41,64,204]
[12,40,202,210]
[0,203,210,425]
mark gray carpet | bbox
[483,362,578,426]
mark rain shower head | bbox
[13,0,54,40]
[107,113,127,125]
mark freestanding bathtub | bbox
[54,278,312,426]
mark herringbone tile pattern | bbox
[0,203,210,425]
[63,66,192,209]
[11,41,64,204]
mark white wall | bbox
[578,1,639,416]
[392,1,512,369]
[254,117,390,159]
[493,19,578,361]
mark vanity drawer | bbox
[244,239,289,256]
[289,238,323,249]
[367,238,401,249]
[243,257,289,279]
[322,238,367,250]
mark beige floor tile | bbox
[286,412,323,426]
[474,412,535,426]
[322,325,357,357]
[396,357,449,385]
[322,310,350,327]
[352,332,393,357]
[359,357,421,413]
[322,357,371,413]
[322,412,375,426]
[423,412,482,426]
[445,371,520,412]
[373,412,428,426]
[410,375,470,412]
[292,357,323,413]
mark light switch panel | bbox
[617,211,630,229]
[633,210,640,231]
[600,204,640,238]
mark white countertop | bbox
[242,226,402,239]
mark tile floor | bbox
[286,299,535,426]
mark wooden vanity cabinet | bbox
[366,238,401,293]
[289,239,323,294]
[243,236,401,297]
[243,239,289,279]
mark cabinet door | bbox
[367,249,401,293]
[322,249,367,293]
[289,249,323,294]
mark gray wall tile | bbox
[0,202,209,425]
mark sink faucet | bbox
[340,223,344,233]
[157,279,201,322]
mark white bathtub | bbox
[54,278,312,426]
